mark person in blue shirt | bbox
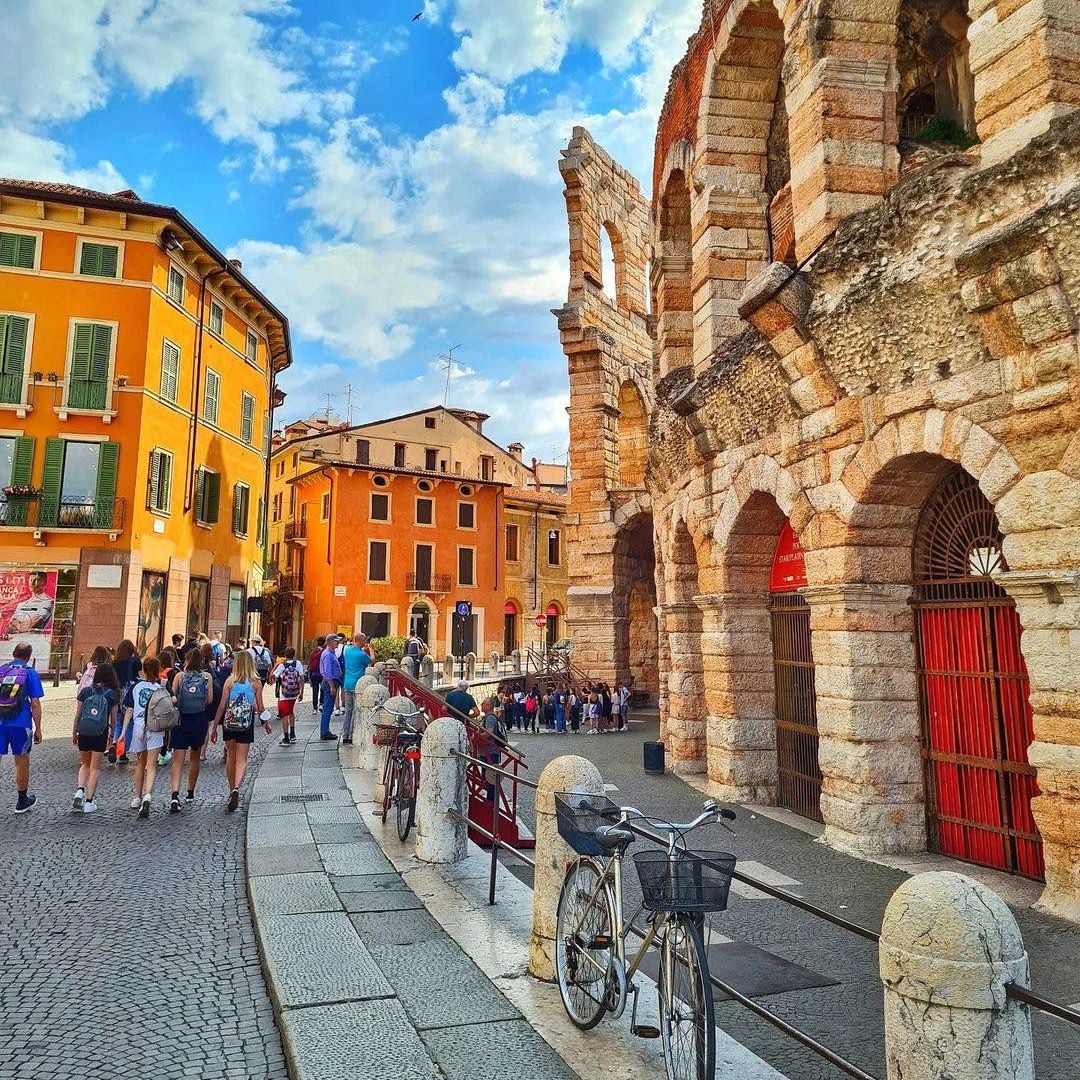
[0,642,45,814]
[340,633,373,746]
[318,634,343,741]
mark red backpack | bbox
[308,647,323,673]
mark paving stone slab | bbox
[303,804,368,826]
[248,814,315,849]
[259,912,392,1007]
[365,936,520,1030]
[248,844,324,877]
[332,874,425,913]
[421,1019,580,1080]
[252,775,303,802]
[349,908,444,946]
[309,823,368,845]
[248,799,309,819]
[279,999,437,1080]
[251,873,342,917]
[303,740,342,753]
[318,842,395,877]
[299,767,349,788]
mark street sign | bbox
[535,613,547,628]
[455,600,472,618]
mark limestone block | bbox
[529,756,603,981]
[879,872,1034,1080]
[820,789,927,856]
[1012,286,1075,346]
[995,470,1080,534]
[416,716,469,865]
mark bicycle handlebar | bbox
[618,800,737,838]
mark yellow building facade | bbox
[0,179,290,672]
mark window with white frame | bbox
[457,546,476,587]
[0,232,36,270]
[209,300,224,336]
[194,467,220,525]
[147,448,172,513]
[370,492,390,522]
[66,322,113,410]
[167,266,185,304]
[320,491,331,521]
[241,392,255,444]
[160,339,180,402]
[368,540,389,581]
[78,241,120,278]
[457,501,475,529]
[0,314,30,406]
[203,368,220,424]
[232,481,251,536]
[246,330,258,362]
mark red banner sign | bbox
[770,520,807,593]
[535,613,547,628]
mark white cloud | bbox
[443,74,506,122]
[0,126,127,190]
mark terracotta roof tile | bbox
[0,178,141,201]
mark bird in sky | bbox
[412,10,423,19]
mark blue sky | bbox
[0,1,703,462]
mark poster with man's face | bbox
[0,570,57,667]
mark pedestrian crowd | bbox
[481,681,631,735]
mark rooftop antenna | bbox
[322,392,333,422]
[343,383,355,425]
[437,343,465,407]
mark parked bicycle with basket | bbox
[374,709,425,842]
[553,792,737,1080]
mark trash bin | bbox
[643,740,665,775]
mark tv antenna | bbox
[437,343,465,407]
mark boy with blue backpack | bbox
[0,642,45,814]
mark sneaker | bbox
[107,748,117,765]
[185,790,196,802]
[279,736,291,747]
[320,732,338,741]
[72,789,84,812]
[130,795,141,810]
[83,800,98,814]
[14,793,36,814]
[138,795,151,819]
[118,754,130,764]
[341,736,353,746]
[170,792,180,814]
[289,731,297,744]
[227,788,240,812]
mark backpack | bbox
[0,663,30,721]
[178,671,208,715]
[223,686,255,734]
[77,687,112,739]
[405,637,421,659]
[76,662,96,693]
[253,647,271,682]
[308,647,323,673]
[145,686,179,733]
[278,660,303,700]
[525,695,537,714]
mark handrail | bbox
[1006,982,1080,1026]
[450,749,538,790]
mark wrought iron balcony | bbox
[284,520,307,542]
[406,571,452,593]
[277,572,304,595]
[0,496,125,532]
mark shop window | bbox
[360,611,390,639]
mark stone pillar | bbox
[565,588,621,686]
[529,755,604,981]
[998,569,1080,922]
[443,654,455,684]
[464,652,477,681]
[420,655,435,687]
[416,716,469,864]
[358,683,388,774]
[371,661,386,686]
[511,649,521,674]
[879,871,1034,1080]
[489,651,500,674]
[661,602,706,773]
[806,583,926,856]
[699,593,777,804]
[401,655,418,680]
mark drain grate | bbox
[280,793,328,803]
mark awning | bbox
[503,600,518,615]
[546,602,561,616]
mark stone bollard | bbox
[879,871,1035,1080]
[489,651,500,675]
[512,649,521,674]
[416,716,469,863]
[372,661,387,686]
[443,655,455,683]
[358,683,389,773]
[465,652,477,681]
[401,655,418,680]
[528,755,604,980]
[420,655,435,686]
[373,695,418,807]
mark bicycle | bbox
[553,793,737,1080]
[376,714,424,842]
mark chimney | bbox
[229,258,243,270]
[508,442,524,461]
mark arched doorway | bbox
[545,602,562,649]
[913,468,1043,878]
[769,520,823,822]
[616,381,648,489]
[503,600,519,655]
[409,602,431,648]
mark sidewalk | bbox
[245,712,579,1080]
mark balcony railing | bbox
[284,520,307,542]
[0,496,125,531]
[406,571,452,593]
[278,572,304,594]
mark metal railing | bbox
[406,571,452,593]
[0,495,125,531]
[284,520,306,542]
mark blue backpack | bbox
[0,663,30,721]
[77,687,113,739]
[178,671,208,715]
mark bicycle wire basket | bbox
[632,850,736,913]
[554,792,623,857]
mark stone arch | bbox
[612,511,659,705]
[599,219,622,303]
[616,380,648,489]
[653,143,694,378]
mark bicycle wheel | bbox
[396,757,417,842]
[555,858,617,1030]
[381,755,398,824]
[657,914,715,1080]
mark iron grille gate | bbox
[912,470,1044,880]
[769,592,823,822]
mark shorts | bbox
[77,731,109,754]
[128,721,165,755]
[0,722,33,756]
[278,698,297,718]
[171,712,209,751]
[223,725,255,745]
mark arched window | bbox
[599,221,620,302]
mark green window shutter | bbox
[232,484,242,534]
[0,233,35,269]
[69,323,109,409]
[160,452,171,513]
[94,442,119,528]
[195,468,206,521]
[204,370,219,423]
[0,234,15,267]
[161,341,179,401]
[5,436,35,526]
[0,315,28,405]
[70,324,93,381]
[206,472,221,523]
[79,242,119,278]
[147,450,160,510]
[90,324,111,381]
[40,438,64,527]
[99,245,118,277]
[241,394,254,443]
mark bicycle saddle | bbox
[595,824,635,850]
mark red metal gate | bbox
[769,522,823,822]
[913,470,1043,879]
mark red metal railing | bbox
[386,668,535,851]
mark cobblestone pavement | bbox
[0,730,288,1080]
[505,713,1080,1080]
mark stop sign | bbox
[535,613,547,628]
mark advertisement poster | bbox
[0,569,58,668]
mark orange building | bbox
[0,179,290,670]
